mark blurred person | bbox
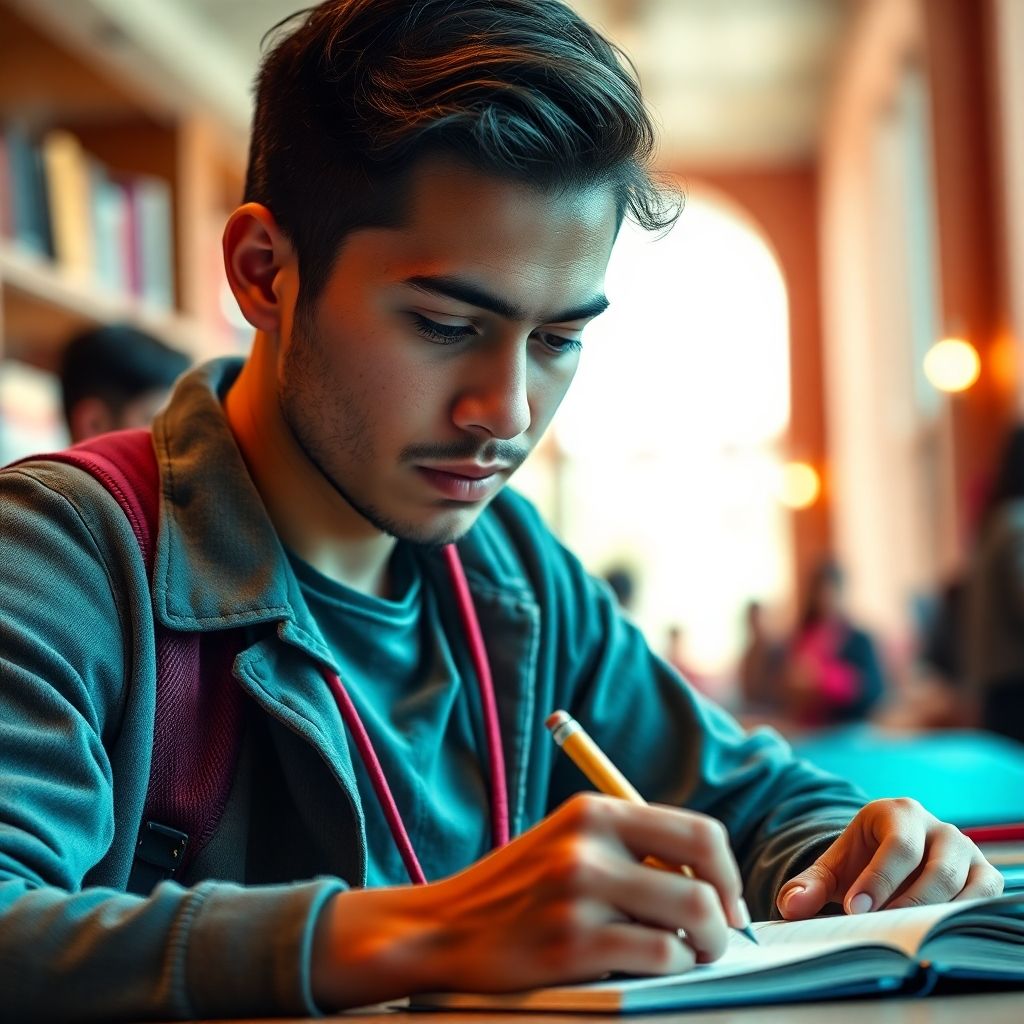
[965,425,1024,744]
[783,559,887,728]
[601,563,637,612]
[907,473,993,729]
[903,577,974,729]
[919,578,967,691]
[664,623,708,694]
[59,323,191,442]
[0,2,1000,1020]
[736,599,786,713]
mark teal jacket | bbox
[0,360,865,1021]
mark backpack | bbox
[10,429,245,894]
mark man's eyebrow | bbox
[403,275,610,323]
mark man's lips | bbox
[415,463,511,501]
[419,462,511,480]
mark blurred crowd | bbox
[731,561,886,732]
[603,424,1024,753]
[693,423,1024,749]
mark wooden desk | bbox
[197,992,1022,1023]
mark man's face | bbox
[278,158,619,546]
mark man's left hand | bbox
[777,798,1004,919]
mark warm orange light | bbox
[923,337,981,393]
[778,462,820,509]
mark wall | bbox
[993,0,1024,408]
[924,0,1017,537]
[817,0,1019,657]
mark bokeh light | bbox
[923,337,981,393]
[777,462,821,509]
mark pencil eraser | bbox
[545,710,571,731]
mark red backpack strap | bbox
[16,429,245,892]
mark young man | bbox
[59,323,191,442]
[0,1,1001,1019]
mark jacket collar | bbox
[148,357,535,637]
[150,358,311,635]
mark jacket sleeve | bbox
[0,465,344,1022]
[484,491,868,921]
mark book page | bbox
[415,930,913,1011]
[748,895,1001,959]
[414,896,1023,1012]
[592,933,900,993]
[612,895,1024,994]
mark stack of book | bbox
[0,125,174,311]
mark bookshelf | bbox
[0,244,196,370]
[0,0,249,377]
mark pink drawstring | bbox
[442,543,510,849]
[322,667,428,885]
[322,543,509,886]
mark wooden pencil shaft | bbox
[559,729,646,804]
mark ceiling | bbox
[16,0,854,167]
[179,0,853,166]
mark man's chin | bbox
[373,504,487,549]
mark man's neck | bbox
[223,337,396,597]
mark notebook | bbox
[413,893,1024,1013]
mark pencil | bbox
[545,709,758,946]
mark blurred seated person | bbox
[966,425,1024,745]
[783,559,886,728]
[601,564,637,614]
[665,623,709,695]
[904,576,974,729]
[60,324,191,442]
[736,599,786,713]
[920,577,967,690]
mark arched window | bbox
[516,190,792,691]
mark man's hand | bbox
[311,793,749,1009]
[777,798,1004,920]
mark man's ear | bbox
[222,203,297,333]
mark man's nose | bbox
[451,339,532,440]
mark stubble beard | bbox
[278,316,483,549]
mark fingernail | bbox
[783,884,805,909]
[849,892,873,915]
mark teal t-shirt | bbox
[287,545,491,887]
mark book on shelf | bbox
[91,167,129,295]
[124,172,175,311]
[41,130,94,281]
[413,893,1024,1013]
[3,125,54,259]
[0,125,175,311]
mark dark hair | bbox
[59,324,190,421]
[984,425,1024,524]
[602,565,636,610]
[799,557,845,629]
[245,0,680,312]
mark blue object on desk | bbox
[790,725,1024,827]
[997,865,1024,893]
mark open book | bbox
[413,893,1024,1013]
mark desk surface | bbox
[195,992,1022,1023]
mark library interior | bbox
[1,0,1023,1021]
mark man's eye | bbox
[538,333,583,356]
[411,313,475,344]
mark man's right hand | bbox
[310,793,748,1010]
